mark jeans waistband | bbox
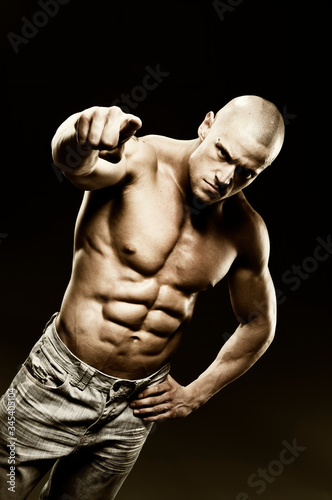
[40,313,170,394]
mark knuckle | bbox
[80,109,92,119]
[148,385,159,395]
[91,107,107,120]
[81,106,99,120]
[108,105,123,114]
[87,105,99,113]
[78,112,90,128]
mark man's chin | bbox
[188,189,220,210]
[189,181,233,210]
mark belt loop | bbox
[70,366,94,391]
[42,312,58,334]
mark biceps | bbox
[228,266,276,327]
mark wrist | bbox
[52,118,99,175]
[184,382,210,411]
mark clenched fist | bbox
[75,106,142,163]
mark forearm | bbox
[51,112,99,175]
[186,319,275,410]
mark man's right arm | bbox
[51,106,142,190]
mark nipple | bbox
[122,244,137,255]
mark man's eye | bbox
[235,166,254,179]
[217,147,227,158]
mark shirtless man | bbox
[0,95,284,500]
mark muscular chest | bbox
[109,175,237,291]
[162,219,237,291]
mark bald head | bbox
[215,95,285,163]
[190,95,285,205]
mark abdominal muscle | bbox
[56,247,197,379]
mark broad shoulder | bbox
[138,134,189,166]
[125,135,157,173]
[124,133,181,178]
[224,192,270,271]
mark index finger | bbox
[118,115,142,144]
[136,380,171,400]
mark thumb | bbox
[119,115,142,144]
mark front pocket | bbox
[24,347,69,391]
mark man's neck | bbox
[170,138,200,195]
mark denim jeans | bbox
[0,313,170,499]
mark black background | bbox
[0,1,331,499]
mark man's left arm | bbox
[130,223,276,421]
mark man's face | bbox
[188,118,272,205]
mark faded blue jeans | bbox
[0,313,170,499]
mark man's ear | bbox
[198,111,215,141]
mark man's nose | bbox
[215,165,235,189]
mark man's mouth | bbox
[203,179,220,197]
